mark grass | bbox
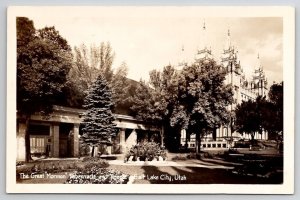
[107,164,282,184]
[16,154,283,184]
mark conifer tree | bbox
[81,75,117,157]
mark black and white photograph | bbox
[6,6,294,194]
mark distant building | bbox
[179,22,268,149]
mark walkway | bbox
[108,158,239,169]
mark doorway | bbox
[59,123,73,157]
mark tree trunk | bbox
[91,145,95,157]
[185,136,188,150]
[212,128,217,141]
[25,117,32,162]
[195,132,201,154]
[185,130,188,150]
[250,132,255,146]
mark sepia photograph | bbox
[6,6,294,193]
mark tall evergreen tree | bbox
[67,43,129,109]
[81,75,117,157]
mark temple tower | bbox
[195,21,213,63]
[251,53,268,97]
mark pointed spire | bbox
[178,44,187,68]
[225,28,232,51]
[255,52,262,70]
[195,19,212,63]
[201,19,207,49]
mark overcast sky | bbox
[20,7,283,85]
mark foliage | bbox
[171,154,188,161]
[130,60,233,153]
[130,65,182,150]
[266,82,283,140]
[173,60,233,153]
[125,142,167,162]
[130,80,166,123]
[16,160,84,175]
[235,82,283,142]
[81,157,109,168]
[81,75,117,156]
[79,140,91,157]
[130,65,178,124]
[16,159,110,183]
[235,98,261,140]
[17,19,73,115]
[231,155,283,178]
[67,43,129,109]
[65,168,129,184]
[17,17,73,161]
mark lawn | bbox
[17,160,283,184]
[107,164,282,184]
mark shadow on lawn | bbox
[139,165,174,184]
[173,166,283,184]
[139,165,283,184]
[194,158,241,167]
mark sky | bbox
[19,7,283,85]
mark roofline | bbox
[52,105,144,123]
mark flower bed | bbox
[65,167,130,184]
[16,158,130,184]
[124,142,167,162]
[16,158,109,175]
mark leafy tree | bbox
[130,65,180,149]
[257,82,283,141]
[81,75,117,157]
[268,82,283,139]
[131,60,233,153]
[174,60,233,153]
[235,96,267,141]
[67,43,128,110]
[17,17,73,161]
[235,82,283,143]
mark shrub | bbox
[82,157,109,168]
[171,155,187,161]
[16,161,25,166]
[65,168,129,184]
[125,142,167,162]
[79,141,90,157]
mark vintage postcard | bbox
[7,6,294,193]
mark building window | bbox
[28,124,50,156]
[212,144,216,148]
[222,144,227,148]
[203,144,206,148]
[217,144,221,148]
[207,144,211,148]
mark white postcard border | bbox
[6,6,295,194]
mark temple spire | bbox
[177,44,187,68]
[225,28,232,50]
[201,19,207,50]
[255,52,262,70]
[195,19,212,63]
